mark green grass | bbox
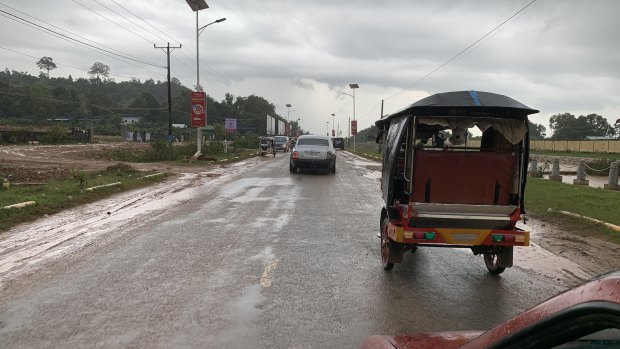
[531,150,620,161]
[103,141,257,164]
[525,178,620,244]
[0,164,168,233]
[346,143,383,161]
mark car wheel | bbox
[289,162,296,173]
[331,163,336,174]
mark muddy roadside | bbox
[0,143,229,183]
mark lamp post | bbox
[339,83,359,149]
[330,113,335,137]
[326,121,330,136]
[186,0,226,157]
[286,104,295,136]
[349,83,359,150]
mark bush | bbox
[40,126,70,144]
[233,136,259,149]
[142,141,175,161]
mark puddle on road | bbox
[218,284,264,346]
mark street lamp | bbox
[186,0,226,157]
[349,83,359,150]
[330,113,335,137]
[326,121,330,136]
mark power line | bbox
[0,2,160,68]
[0,9,165,70]
[0,12,161,78]
[105,0,241,95]
[388,0,538,101]
[357,0,539,122]
[71,0,197,89]
[71,0,154,45]
[109,0,182,46]
[94,0,170,44]
[0,45,148,81]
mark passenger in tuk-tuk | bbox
[443,126,467,148]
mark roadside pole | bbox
[154,43,181,143]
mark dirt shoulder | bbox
[526,214,620,277]
[0,143,214,183]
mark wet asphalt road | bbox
[0,151,562,348]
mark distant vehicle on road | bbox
[361,271,620,349]
[258,136,276,157]
[274,136,290,152]
[288,137,297,149]
[290,135,336,174]
[332,137,345,149]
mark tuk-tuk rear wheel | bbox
[380,217,394,271]
[483,250,506,275]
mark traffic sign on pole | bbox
[351,120,358,135]
[190,91,206,127]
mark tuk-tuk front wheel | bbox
[380,217,394,271]
[483,247,511,275]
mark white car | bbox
[289,135,336,174]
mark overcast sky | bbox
[1,0,619,135]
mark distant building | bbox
[121,115,141,124]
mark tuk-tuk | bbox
[332,137,345,150]
[259,136,276,157]
[375,91,538,274]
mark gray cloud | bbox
[1,0,619,134]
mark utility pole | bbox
[154,42,181,143]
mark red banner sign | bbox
[351,120,358,135]
[190,91,206,127]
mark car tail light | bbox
[292,151,298,159]
[413,232,425,239]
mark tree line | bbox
[0,58,293,137]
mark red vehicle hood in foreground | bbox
[360,271,620,349]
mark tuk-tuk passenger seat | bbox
[411,149,516,206]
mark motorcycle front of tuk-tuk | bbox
[376,90,539,274]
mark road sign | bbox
[351,120,358,135]
[190,92,206,127]
[225,118,237,133]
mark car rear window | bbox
[274,136,287,142]
[297,138,329,146]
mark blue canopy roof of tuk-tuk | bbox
[375,90,539,128]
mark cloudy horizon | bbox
[1,0,619,135]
